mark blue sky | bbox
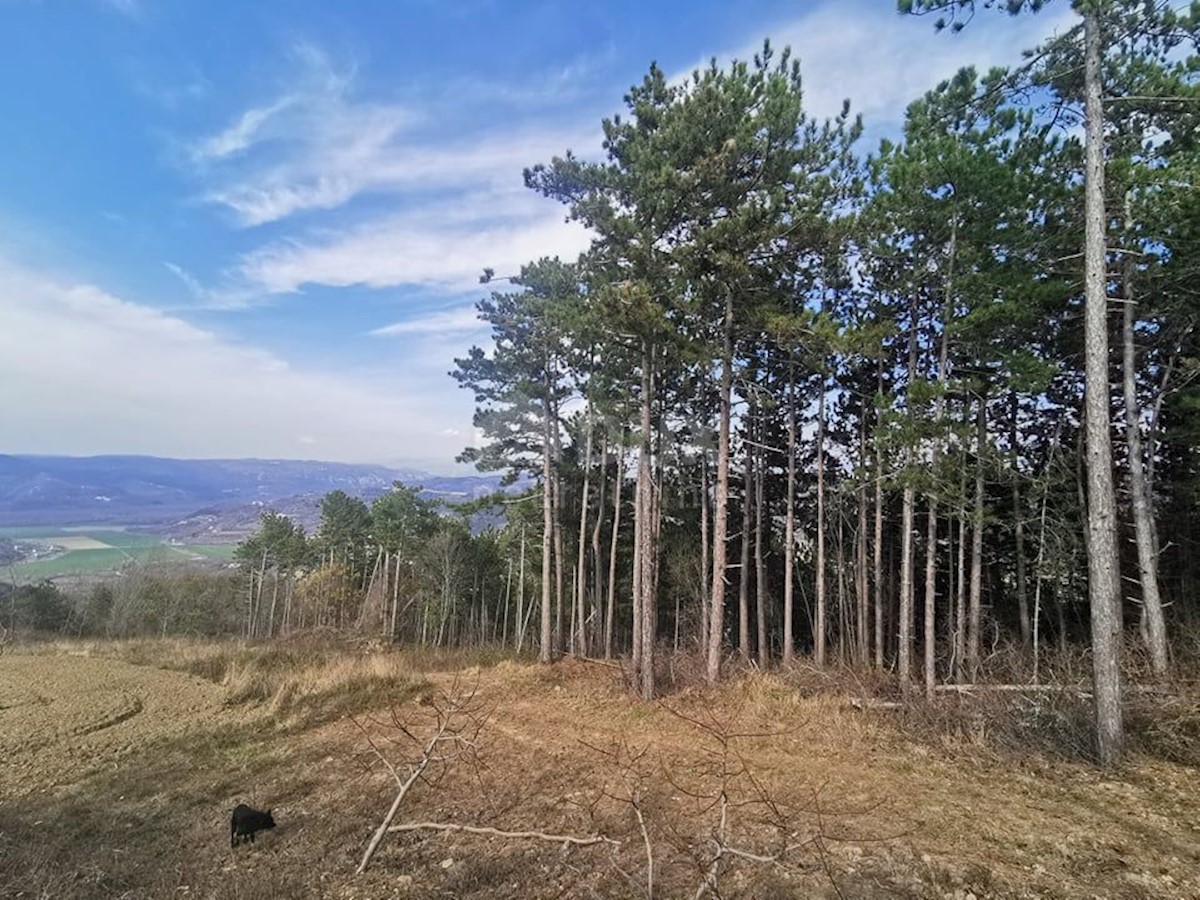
[0,0,1073,471]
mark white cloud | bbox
[177,39,603,304]
[163,261,205,299]
[370,305,485,337]
[187,45,417,225]
[201,116,593,228]
[192,96,299,163]
[162,260,260,310]
[0,260,475,469]
[240,195,591,295]
[186,41,601,227]
[685,0,1078,128]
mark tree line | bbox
[230,485,520,648]
[450,0,1197,762]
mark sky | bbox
[0,0,1076,472]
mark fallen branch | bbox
[356,710,451,874]
[575,655,624,671]
[633,792,654,899]
[356,679,486,875]
[935,683,1189,700]
[847,698,904,711]
[386,821,621,847]
[935,683,1085,693]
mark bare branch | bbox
[386,821,620,847]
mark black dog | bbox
[230,804,276,846]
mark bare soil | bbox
[0,652,260,796]
[1,650,1197,899]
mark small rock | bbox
[440,858,454,870]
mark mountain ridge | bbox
[0,454,501,527]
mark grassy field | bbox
[2,526,237,580]
[1,639,1198,899]
[179,543,238,560]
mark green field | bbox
[178,544,238,560]
[3,527,238,581]
[0,526,78,539]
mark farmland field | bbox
[1,642,1198,899]
[1,526,234,581]
[179,543,238,560]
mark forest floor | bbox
[1,642,1198,899]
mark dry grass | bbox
[3,642,1200,898]
[37,635,516,729]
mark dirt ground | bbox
[1,650,1198,899]
[0,652,256,796]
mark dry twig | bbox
[355,676,488,875]
[386,821,620,847]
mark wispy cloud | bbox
[163,260,258,310]
[163,261,205,298]
[191,96,298,163]
[239,190,591,294]
[682,0,1077,128]
[0,259,474,467]
[370,305,484,337]
[186,41,602,228]
[186,44,420,225]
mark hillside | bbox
[3,644,1197,899]
[0,455,502,528]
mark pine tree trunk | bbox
[391,553,402,641]
[784,359,798,666]
[898,291,920,691]
[632,439,643,678]
[606,434,625,660]
[637,346,657,699]
[839,509,850,664]
[253,548,267,639]
[382,551,391,637]
[923,500,938,700]
[701,449,712,654]
[592,431,608,653]
[857,411,869,667]
[923,213,955,697]
[738,423,753,662]
[967,398,986,682]
[267,570,279,639]
[540,392,554,664]
[899,484,916,691]
[552,404,566,657]
[574,411,594,656]
[1033,469,1052,684]
[873,408,885,670]
[502,554,512,648]
[1121,194,1169,677]
[518,525,527,653]
[755,435,768,666]
[706,292,735,685]
[816,381,828,667]
[1083,8,1124,765]
[1011,395,1032,647]
[955,502,967,684]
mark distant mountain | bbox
[0,455,503,528]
